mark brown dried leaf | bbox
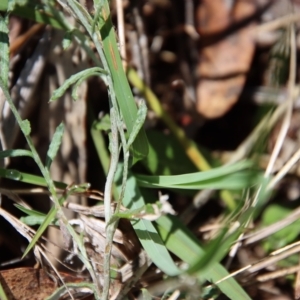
[196,0,257,118]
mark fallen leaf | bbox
[195,0,257,118]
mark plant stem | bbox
[102,105,120,299]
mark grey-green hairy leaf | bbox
[93,114,111,131]
[126,100,147,150]
[50,67,107,101]
[0,149,33,158]
[46,123,64,169]
[0,13,9,89]
[71,72,105,101]
[21,119,31,135]
[20,215,49,226]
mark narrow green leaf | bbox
[46,123,64,169]
[0,169,22,180]
[23,182,91,258]
[0,13,9,89]
[14,204,45,217]
[136,161,252,186]
[135,161,262,190]
[0,167,67,189]
[137,218,181,276]
[137,172,261,190]
[0,149,33,158]
[126,100,148,150]
[22,206,57,258]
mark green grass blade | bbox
[136,160,252,186]
[16,204,52,226]
[115,166,180,276]
[14,204,46,217]
[21,184,85,257]
[0,167,67,189]
[136,173,260,190]
[22,205,57,258]
[135,161,262,190]
[155,215,251,299]
[130,218,181,276]
[96,0,148,162]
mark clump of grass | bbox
[1,1,300,300]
